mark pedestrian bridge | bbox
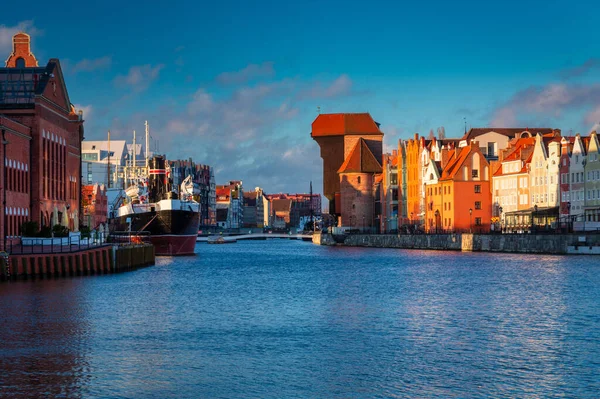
[197,233,313,242]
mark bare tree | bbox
[437,126,446,139]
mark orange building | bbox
[425,141,492,233]
[405,134,423,226]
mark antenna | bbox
[464,117,467,134]
[317,106,321,114]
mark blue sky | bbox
[3,0,600,195]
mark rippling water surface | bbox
[1,241,600,398]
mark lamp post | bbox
[434,209,440,234]
[469,208,473,233]
[499,206,503,233]
[410,212,414,233]
[532,204,538,233]
[362,215,365,233]
[566,201,571,232]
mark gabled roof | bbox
[272,198,292,213]
[440,143,487,180]
[338,138,382,173]
[216,187,230,199]
[462,127,555,142]
[311,113,383,137]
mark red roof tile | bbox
[311,113,382,137]
[338,138,382,173]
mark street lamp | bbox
[499,206,503,233]
[532,204,538,233]
[469,208,473,233]
[566,201,571,232]
[434,209,440,234]
[410,212,414,233]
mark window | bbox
[475,217,482,226]
[475,201,481,210]
[474,185,481,193]
[472,170,479,178]
[357,176,361,184]
[82,153,99,161]
[16,57,25,68]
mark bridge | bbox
[197,233,313,242]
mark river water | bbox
[1,241,599,398]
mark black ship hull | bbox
[111,209,200,256]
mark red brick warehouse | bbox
[0,32,85,250]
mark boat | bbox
[207,235,236,244]
[109,123,201,256]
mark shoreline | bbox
[313,232,600,255]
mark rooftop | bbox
[311,113,383,138]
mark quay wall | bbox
[313,232,600,255]
[0,244,155,281]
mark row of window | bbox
[531,193,555,204]
[4,207,29,238]
[42,135,67,200]
[532,175,555,186]
[429,217,482,227]
[5,162,29,194]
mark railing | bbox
[109,231,152,246]
[8,235,109,255]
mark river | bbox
[1,241,599,398]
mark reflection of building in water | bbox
[0,281,91,397]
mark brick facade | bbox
[0,33,84,250]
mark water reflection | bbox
[0,243,599,398]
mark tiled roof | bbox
[311,113,382,137]
[338,138,382,173]
[440,143,484,180]
[272,198,292,213]
[462,127,555,142]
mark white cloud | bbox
[216,62,275,85]
[300,74,353,99]
[0,21,40,54]
[114,64,165,92]
[71,56,112,73]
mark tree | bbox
[437,126,446,139]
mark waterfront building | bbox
[264,193,322,230]
[583,131,600,229]
[337,138,382,230]
[405,134,423,228]
[0,32,84,249]
[242,187,266,228]
[311,113,383,224]
[458,127,555,160]
[216,181,243,229]
[529,133,561,210]
[559,136,573,228]
[81,140,128,188]
[381,151,399,232]
[169,159,216,227]
[567,134,587,227]
[397,141,408,227]
[492,135,536,229]
[425,141,492,233]
[82,183,108,229]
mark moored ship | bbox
[109,125,201,256]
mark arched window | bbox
[15,57,25,68]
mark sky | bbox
[3,0,600,196]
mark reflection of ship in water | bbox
[109,124,200,256]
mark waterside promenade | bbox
[313,232,600,255]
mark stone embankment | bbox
[313,232,600,255]
[1,244,155,281]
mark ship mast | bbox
[107,130,111,189]
[145,120,149,169]
[132,130,136,174]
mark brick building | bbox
[82,183,108,229]
[0,32,84,250]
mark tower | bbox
[5,32,38,68]
[310,113,383,217]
